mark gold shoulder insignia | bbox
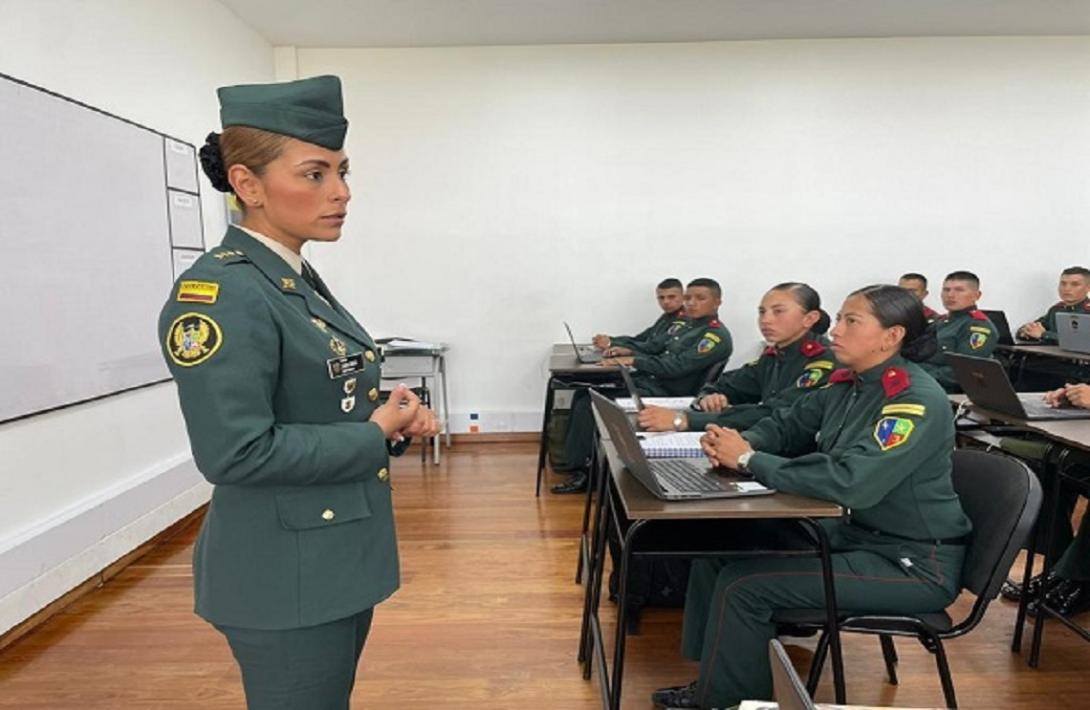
[881,403,926,417]
[807,359,835,370]
[166,313,223,367]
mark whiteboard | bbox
[0,73,202,423]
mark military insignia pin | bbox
[281,277,296,290]
[330,337,347,357]
[311,317,327,332]
[873,416,915,452]
[341,395,356,413]
[166,313,223,367]
[344,377,357,395]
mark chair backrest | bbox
[952,448,1041,600]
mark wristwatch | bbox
[672,413,686,431]
[737,450,755,473]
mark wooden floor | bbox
[2,441,1089,708]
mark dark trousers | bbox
[215,608,374,710]
[680,527,962,708]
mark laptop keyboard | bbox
[651,459,724,492]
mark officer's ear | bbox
[228,163,265,209]
[885,324,907,352]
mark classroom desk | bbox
[380,341,450,464]
[578,412,846,710]
[948,394,1090,665]
[534,344,622,496]
[997,344,1090,389]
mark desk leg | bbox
[439,353,451,449]
[609,519,647,710]
[577,431,601,584]
[579,459,612,669]
[536,376,557,497]
[1029,448,1073,667]
[800,518,845,705]
[1014,442,1058,652]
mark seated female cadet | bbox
[638,282,838,433]
[650,284,971,710]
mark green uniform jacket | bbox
[918,308,998,392]
[1030,299,1090,344]
[609,308,685,351]
[686,335,838,431]
[631,315,733,396]
[743,356,971,563]
[158,227,400,630]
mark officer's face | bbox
[1058,275,1090,304]
[758,290,818,346]
[684,287,721,319]
[656,288,683,314]
[241,139,352,249]
[940,279,980,312]
[830,294,904,369]
[897,278,928,301]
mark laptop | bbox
[563,321,603,363]
[590,389,774,500]
[981,309,1015,346]
[769,639,816,710]
[948,353,1090,421]
[618,366,644,411]
[1057,313,1090,354]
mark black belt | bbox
[847,519,969,546]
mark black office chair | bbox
[700,359,727,388]
[772,449,1041,709]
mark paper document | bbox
[637,431,705,458]
[615,396,694,412]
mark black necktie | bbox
[301,262,321,292]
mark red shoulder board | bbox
[763,345,777,357]
[829,368,856,384]
[969,310,988,321]
[800,339,826,358]
[709,319,722,328]
[938,313,951,321]
[881,367,911,398]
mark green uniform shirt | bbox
[158,227,400,630]
[1031,299,1090,344]
[918,308,998,392]
[743,356,971,555]
[631,315,733,396]
[609,309,686,351]
[686,335,838,431]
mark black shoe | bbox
[1001,572,1056,602]
[551,471,587,494]
[1047,579,1090,617]
[651,680,700,709]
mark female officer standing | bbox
[159,75,438,709]
[650,285,970,709]
[638,282,838,433]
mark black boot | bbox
[551,470,587,494]
[1000,572,1057,602]
[651,680,700,709]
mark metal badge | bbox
[344,377,357,395]
[329,337,347,357]
[341,395,356,413]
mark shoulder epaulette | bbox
[208,248,248,264]
[763,345,777,357]
[800,339,826,358]
[969,310,988,321]
[881,366,911,398]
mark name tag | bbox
[327,353,365,379]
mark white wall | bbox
[296,36,1090,433]
[0,0,272,635]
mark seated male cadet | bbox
[917,270,998,392]
[553,279,732,494]
[592,277,685,354]
[898,272,940,323]
[597,277,733,396]
[636,282,837,433]
[1017,266,1090,344]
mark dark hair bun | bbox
[901,327,939,363]
[812,308,831,335]
[198,132,232,193]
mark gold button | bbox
[321,509,335,521]
[377,467,389,482]
[368,388,379,401]
[365,350,376,362]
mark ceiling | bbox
[218,0,1090,48]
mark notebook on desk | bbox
[948,353,1090,421]
[590,389,773,500]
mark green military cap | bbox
[217,75,348,150]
